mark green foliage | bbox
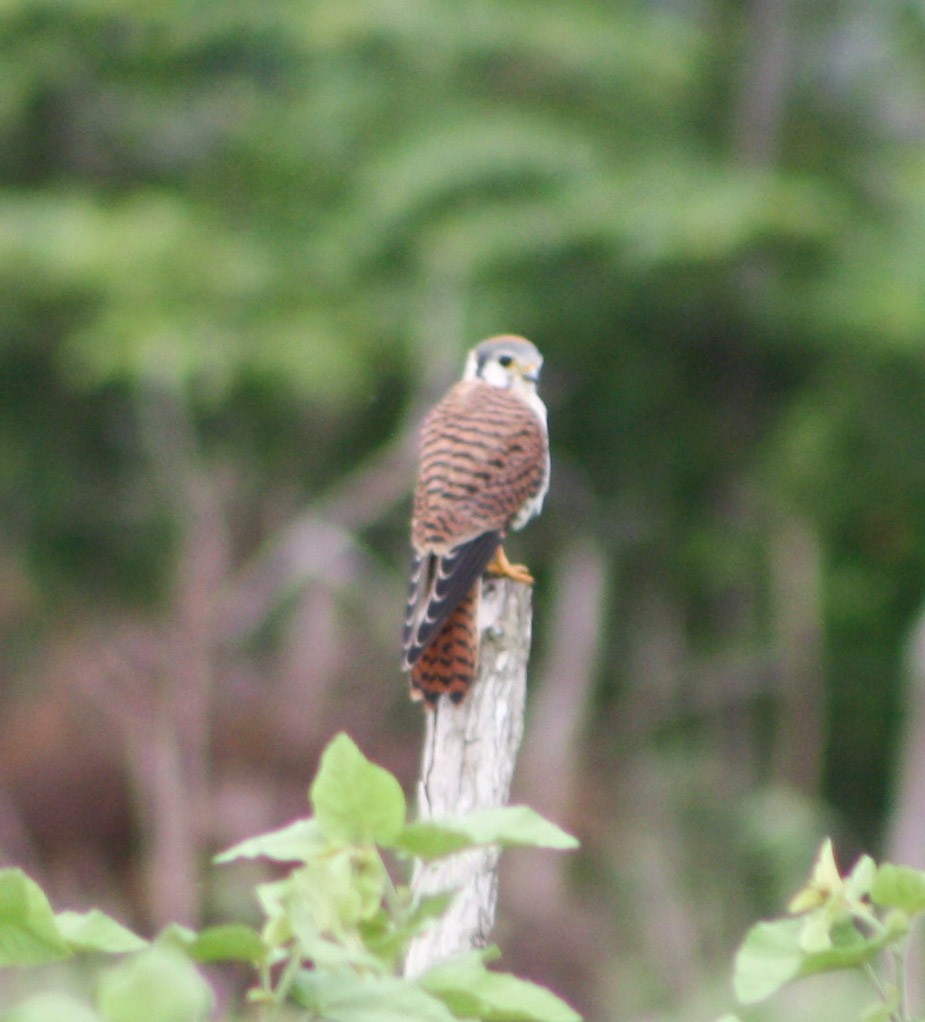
[0,733,580,1022]
[97,947,214,1022]
[0,871,70,967]
[419,949,582,1022]
[3,994,103,1022]
[730,838,925,1021]
[308,731,407,845]
[871,866,925,916]
[54,911,148,956]
[396,806,580,859]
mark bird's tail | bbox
[410,584,479,705]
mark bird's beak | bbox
[521,362,541,384]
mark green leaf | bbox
[359,892,455,969]
[0,869,71,966]
[97,946,214,1022]
[871,864,925,915]
[214,818,324,864]
[254,851,390,972]
[420,951,581,1022]
[797,919,893,976]
[846,854,877,901]
[296,929,386,972]
[284,859,388,973]
[157,922,198,945]
[734,915,893,1005]
[3,992,103,1022]
[396,890,456,938]
[406,891,456,926]
[254,878,288,924]
[309,733,406,845]
[56,910,148,955]
[183,924,266,964]
[733,917,805,1004]
[395,806,578,859]
[294,846,386,930]
[294,970,457,1022]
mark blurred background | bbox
[3,0,925,1018]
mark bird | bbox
[402,335,550,705]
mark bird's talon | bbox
[508,564,535,585]
[486,546,534,585]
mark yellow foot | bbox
[486,545,534,585]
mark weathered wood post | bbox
[403,577,532,976]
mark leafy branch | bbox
[726,838,925,1022]
[0,733,580,1022]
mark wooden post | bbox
[403,577,532,976]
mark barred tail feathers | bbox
[409,585,479,705]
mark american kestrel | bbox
[402,335,550,705]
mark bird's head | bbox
[463,335,543,395]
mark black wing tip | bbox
[401,530,502,677]
[402,643,423,670]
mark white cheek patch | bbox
[480,361,511,388]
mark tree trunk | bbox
[770,512,825,796]
[403,577,532,976]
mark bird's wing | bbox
[402,529,500,669]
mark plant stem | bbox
[862,962,901,1022]
[894,943,908,1022]
[269,943,305,1022]
[257,959,273,1022]
[379,849,405,923]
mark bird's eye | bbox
[497,355,513,368]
